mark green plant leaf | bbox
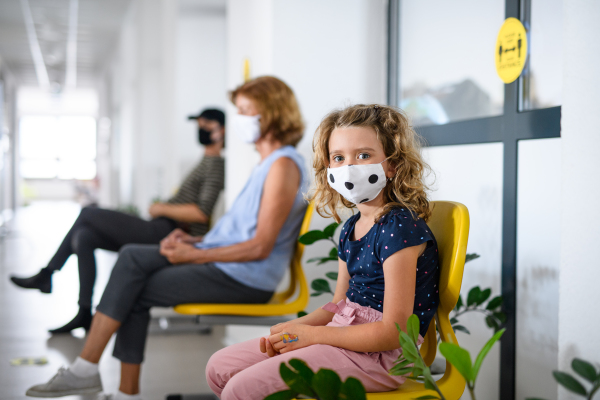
[279,363,314,396]
[493,311,507,324]
[472,328,505,383]
[389,366,414,376]
[289,359,315,385]
[464,253,481,263]
[325,272,338,280]
[316,257,339,265]
[264,389,298,400]
[455,294,463,311]
[323,222,340,239]
[571,358,598,383]
[467,286,481,307]
[399,332,420,361]
[311,279,332,294]
[439,342,473,383]
[329,247,339,258]
[312,369,342,400]
[297,311,307,318]
[453,324,470,335]
[339,377,367,400]
[477,288,492,305]
[394,359,411,369]
[406,314,420,343]
[424,377,437,390]
[552,371,587,395]
[310,292,325,297]
[486,296,503,310]
[298,230,328,245]
[450,317,459,325]
[485,315,499,331]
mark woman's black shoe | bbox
[49,307,92,334]
[10,269,52,293]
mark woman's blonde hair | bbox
[230,76,304,147]
[309,104,432,223]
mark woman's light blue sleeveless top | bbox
[195,146,308,292]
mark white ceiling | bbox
[0,0,132,88]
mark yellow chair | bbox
[174,203,313,318]
[365,200,470,400]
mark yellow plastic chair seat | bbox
[174,204,314,318]
[363,201,470,399]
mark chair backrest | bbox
[419,201,470,365]
[269,202,314,305]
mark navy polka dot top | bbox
[338,208,440,337]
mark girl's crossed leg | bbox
[206,337,404,400]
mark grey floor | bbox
[0,201,226,400]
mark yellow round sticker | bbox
[495,17,528,83]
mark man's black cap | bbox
[187,108,225,126]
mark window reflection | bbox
[398,0,505,126]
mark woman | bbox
[10,109,226,334]
[25,76,307,399]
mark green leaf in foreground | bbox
[472,328,505,383]
[464,253,481,263]
[279,362,314,396]
[312,369,341,400]
[297,311,307,318]
[438,342,473,382]
[329,247,339,258]
[406,314,420,343]
[263,389,297,400]
[571,358,598,383]
[552,371,587,395]
[339,376,366,400]
[311,278,332,294]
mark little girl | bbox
[206,104,440,400]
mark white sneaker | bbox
[26,366,103,397]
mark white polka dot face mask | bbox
[327,160,388,204]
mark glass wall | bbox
[397,0,505,126]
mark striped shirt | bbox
[167,155,225,236]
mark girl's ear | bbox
[386,160,398,179]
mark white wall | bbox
[97,0,227,212]
[174,4,227,190]
[558,1,600,399]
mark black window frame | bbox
[387,1,561,399]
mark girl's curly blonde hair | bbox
[309,104,432,223]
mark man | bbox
[10,108,226,334]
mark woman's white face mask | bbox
[327,160,388,204]
[231,114,261,144]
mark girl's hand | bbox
[267,323,316,354]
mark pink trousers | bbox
[206,298,418,400]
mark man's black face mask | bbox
[198,128,213,145]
